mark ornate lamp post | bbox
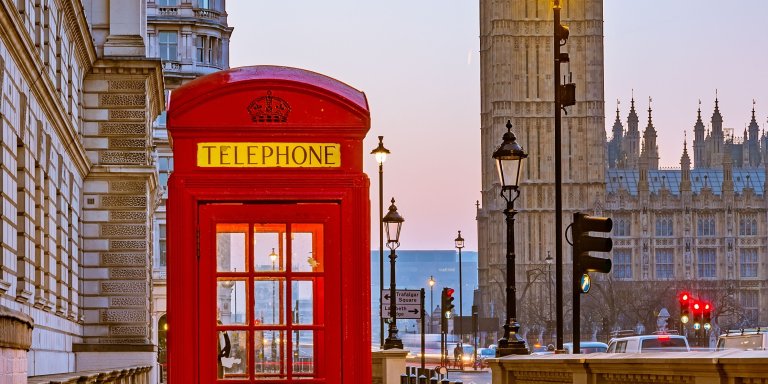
[493,120,529,356]
[455,230,465,343]
[371,136,390,347]
[428,276,436,333]
[383,198,404,350]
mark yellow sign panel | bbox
[197,142,341,168]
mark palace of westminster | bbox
[476,0,767,343]
[0,0,765,381]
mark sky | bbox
[227,1,768,252]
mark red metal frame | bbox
[167,66,371,383]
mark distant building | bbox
[370,250,478,345]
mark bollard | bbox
[440,379,450,384]
[401,374,409,384]
[454,381,463,384]
[418,374,428,384]
[410,373,418,384]
[430,378,439,384]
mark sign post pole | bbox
[420,288,425,370]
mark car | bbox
[716,328,768,351]
[476,347,496,368]
[607,334,689,353]
[563,341,608,354]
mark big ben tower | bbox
[477,0,606,336]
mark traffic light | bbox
[443,288,455,318]
[572,212,613,293]
[692,301,702,330]
[679,292,691,324]
[703,302,713,330]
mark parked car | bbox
[476,347,496,368]
[716,329,768,351]
[563,341,608,354]
[607,334,689,353]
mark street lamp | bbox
[383,198,404,350]
[428,276,436,333]
[493,120,529,356]
[371,136,390,348]
[455,230,465,343]
[545,250,554,343]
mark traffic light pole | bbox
[553,0,565,351]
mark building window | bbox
[158,31,178,61]
[697,248,716,278]
[655,217,673,237]
[158,156,174,191]
[195,36,204,62]
[740,248,758,278]
[199,0,216,9]
[655,249,674,279]
[739,215,758,236]
[697,216,716,237]
[741,290,759,325]
[158,0,178,5]
[612,249,632,279]
[159,224,167,267]
[613,218,630,237]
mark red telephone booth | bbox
[166,66,371,383]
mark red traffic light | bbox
[704,303,711,310]
[679,292,690,303]
[693,302,700,311]
[446,288,455,297]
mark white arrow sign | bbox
[381,304,422,319]
[381,289,421,305]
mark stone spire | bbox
[748,100,761,167]
[693,100,706,168]
[641,97,659,170]
[608,101,624,168]
[623,94,641,169]
[680,132,692,193]
[710,92,724,167]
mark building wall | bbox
[0,0,165,379]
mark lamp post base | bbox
[383,337,403,350]
[496,319,529,357]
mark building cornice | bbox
[0,0,91,177]
[59,0,97,73]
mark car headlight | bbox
[462,355,470,362]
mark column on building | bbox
[693,103,706,168]
[641,100,659,170]
[622,97,641,170]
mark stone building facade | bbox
[145,0,232,380]
[478,0,768,342]
[0,0,164,380]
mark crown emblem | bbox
[247,91,291,123]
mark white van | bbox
[607,334,690,353]
[716,329,768,351]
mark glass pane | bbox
[254,279,284,325]
[255,330,285,377]
[217,330,247,380]
[292,331,314,375]
[292,224,323,272]
[254,224,286,271]
[217,224,247,272]
[291,280,313,325]
[217,279,246,325]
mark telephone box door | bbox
[198,203,341,383]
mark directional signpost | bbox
[381,289,423,319]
